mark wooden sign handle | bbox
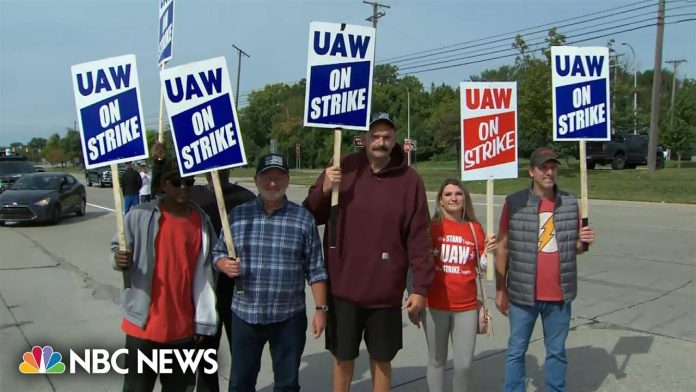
[486,178,495,281]
[211,171,241,292]
[158,63,166,143]
[111,163,130,288]
[329,128,342,249]
[579,141,589,251]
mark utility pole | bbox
[232,44,250,106]
[666,59,686,126]
[363,0,390,28]
[647,0,665,172]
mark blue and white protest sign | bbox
[160,57,247,177]
[158,0,175,66]
[71,54,148,169]
[304,22,376,131]
[552,46,611,141]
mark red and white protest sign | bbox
[460,82,518,181]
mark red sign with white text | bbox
[460,82,518,181]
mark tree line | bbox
[5,29,694,168]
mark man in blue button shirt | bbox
[213,153,328,392]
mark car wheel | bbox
[0,220,5,226]
[76,197,86,216]
[587,160,596,170]
[611,154,626,170]
[87,178,92,186]
[49,205,61,225]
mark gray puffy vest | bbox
[505,186,579,306]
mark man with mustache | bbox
[495,147,595,392]
[214,153,328,392]
[304,112,433,392]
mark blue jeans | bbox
[229,311,307,392]
[123,195,139,213]
[504,301,572,392]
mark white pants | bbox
[422,307,478,392]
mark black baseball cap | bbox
[256,153,289,174]
[529,147,561,167]
[369,112,396,130]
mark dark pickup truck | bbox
[586,133,664,170]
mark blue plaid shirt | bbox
[213,196,327,325]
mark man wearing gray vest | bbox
[495,147,595,392]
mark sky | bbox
[1,0,694,145]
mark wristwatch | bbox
[315,305,329,312]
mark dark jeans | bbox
[122,335,196,392]
[505,301,572,392]
[124,195,140,213]
[196,275,235,392]
[229,311,307,392]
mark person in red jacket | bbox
[304,112,433,392]
[424,179,495,392]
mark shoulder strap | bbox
[469,222,488,306]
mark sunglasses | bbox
[167,177,195,188]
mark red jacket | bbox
[304,146,433,308]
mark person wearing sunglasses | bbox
[149,140,255,392]
[214,153,327,392]
[111,164,219,392]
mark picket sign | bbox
[551,46,610,251]
[160,57,247,291]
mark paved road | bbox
[1,178,694,391]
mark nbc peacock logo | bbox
[19,346,65,374]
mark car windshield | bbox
[11,176,62,190]
[0,161,35,175]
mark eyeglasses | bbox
[167,178,195,188]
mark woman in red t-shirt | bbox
[423,179,495,392]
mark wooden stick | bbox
[579,141,589,251]
[211,170,241,292]
[329,128,342,249]
[111,163,129,288]
[486,178,495,281]
[158,63,166,143]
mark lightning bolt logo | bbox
[539,215,556,252]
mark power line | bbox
[400,17,694,75]
[396,11,694,73]
[380,0,661,63]
[389,4,695,69]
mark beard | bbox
[259,187,287,203]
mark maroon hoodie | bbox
[303,145,433,308]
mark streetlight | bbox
[621,42,638,135]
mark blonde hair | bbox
[432,178,478,224]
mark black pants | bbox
[123,335,196,392]
[195,275,235,392]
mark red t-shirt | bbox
[122,208,202,343]
[499,199,565,301]
[426,218,486,312]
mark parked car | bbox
[85,166,127,187]
[85,166,112,187]
[586,133,664,170]
[0,172,86,225]
[0,155,36,193]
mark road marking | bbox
[87,203,115,212]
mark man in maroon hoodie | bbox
[304,112,433,392]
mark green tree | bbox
[660,79,696,167]
[44,133,64,165]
